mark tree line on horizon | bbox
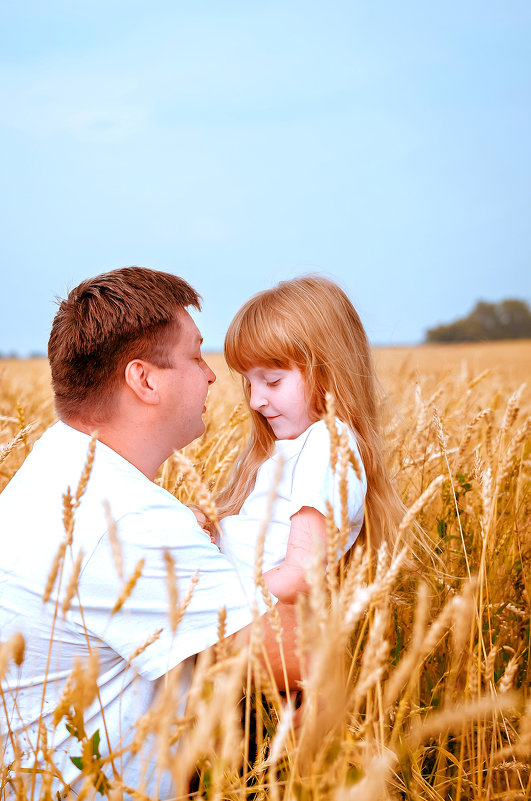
[425,298,531,343]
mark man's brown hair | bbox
[48,266,201,422]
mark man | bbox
[0,267,299,796]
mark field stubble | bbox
[0,340,530,800]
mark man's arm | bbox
[231,601,302,691]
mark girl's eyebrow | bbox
[244,366,285,377]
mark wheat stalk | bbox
[111,558,145,615]
[0,425,33,466]
[171,449,220,531]
[103,500,123,580]
[61,548,84,617]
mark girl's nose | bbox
[249,386,266,411]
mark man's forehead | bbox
[177,308,203,344]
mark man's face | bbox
[156,310,216,451]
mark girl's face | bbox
[244,365,318,440]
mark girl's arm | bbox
[263,506,328,603]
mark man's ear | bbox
[124,360,160,405]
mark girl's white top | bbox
[220,418,367,575]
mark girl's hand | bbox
[188,503,208,529]
[187,504,219,545]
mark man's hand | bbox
[230,602,301,691]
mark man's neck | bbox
[62,416,163,482]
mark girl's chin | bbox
[271,422,309,440]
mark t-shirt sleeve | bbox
[286,422,366,553]
[76,501,268,681]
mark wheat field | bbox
[1,341,530,800]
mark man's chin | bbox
[170,421,206,454]
[195,419,207,440]
[185,421,206,447]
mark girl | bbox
[215,275,402,603]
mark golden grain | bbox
[110,558,145,615]
[0,425,33,467]
[163,550,179,633]
[1,342,530,800]
[103,500,123,580]
[396,474,444,540]
[172,569,200,634]
[215,606,227,661]
[337,428,350,554]
[128,628,163,664]
[61,549,84,618]
[499,654,520,694]
[0,632,25,680]
[42,538,68,604]
[170,449,220,531]
[324,392,340,471]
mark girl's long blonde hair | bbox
[216,275,403,548]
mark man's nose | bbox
[204,361,216,385]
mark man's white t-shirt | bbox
[0,422,266,794]
[220,419,366,578]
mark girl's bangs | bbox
[224,307,296,374]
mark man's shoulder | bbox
[0,421,82,503]
[0,420,192,530]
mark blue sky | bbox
[1,1,530,354]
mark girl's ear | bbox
[124,359,160,405]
